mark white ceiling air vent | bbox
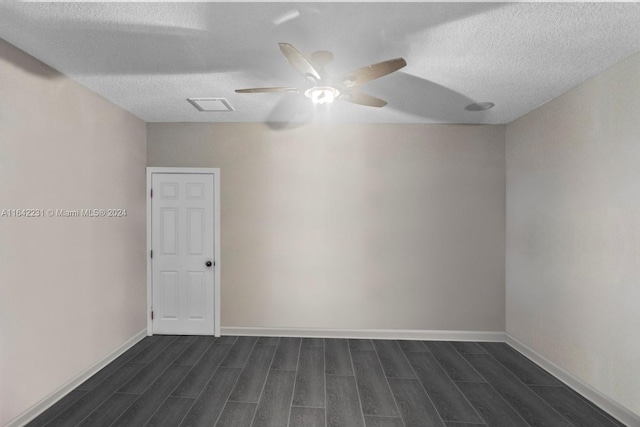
[187,98,234,112]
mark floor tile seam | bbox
[194,343,234,373]
[385,375,418,380]
[180,342,235,405]
[115,360,152,390]
[480,344,560,386]
[247,337,280,427]
[366,415,404,419]
[169,396,195,402]
[324,337,328,427]
[118,350,188,397]
[216,336,239,346]
[528,380,625,426]
[456,351,488,356]
[115,337,159,367]
[167,343,232,403]
[79,337,156,390]
[419,341,432,353]
[174,368,242,426]
[527,384,565,389]
[119,338,193,396]
[215,339,261,427]
[172,337,218,367]
[347,340,368,427]
[136,335,181,365]
[422,345,491,424]
[372,341,398,380]
[106,360,195,427]
[74,381,140,427]
[396,342,449,427]
[105,393,156,427]
[301,339,325,349]
[46,362,148,427]
[527,383,620,427]
[442,422,485,425]
[34,391,87,425]
[221,337,260,369]
[427,342,487,384]
[72,360,148,393]
[325,373,355,377]
[226,398,260,404]
[348,340,375,352]
[290,404,325,409]
[239,338,262,371]
[213,373,252,427]
[162,342,236,426]
[113,391,142,396]
[371,342,404,425]
[479,350,577,426]
[285,339,303,427]
[256,336,280,347]
[207,366,244,427]
[457,351,534,427]
[142,393,193,427]
[451,379,491,384]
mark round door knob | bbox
[205,260,213,267]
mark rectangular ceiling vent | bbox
[187,98,234,112]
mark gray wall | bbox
[147,122,506,332]
[506,52,640,416]
[0,39,147,425]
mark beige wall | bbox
[0,39,147,425]
[506,52,640,416]
[148,122,506,332]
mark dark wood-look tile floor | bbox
[28,337,627,427]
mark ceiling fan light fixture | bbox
[304,86,341,104]
[236,43,406,109]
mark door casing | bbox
[146,167,221,336]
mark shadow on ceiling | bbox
[0,2,506,78]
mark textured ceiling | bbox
[1,2,640,125]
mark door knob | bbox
[205,260,213,267]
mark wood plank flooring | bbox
[27,337,626,427]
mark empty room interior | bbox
[1,2,639,427]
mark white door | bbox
[151,173,215,335]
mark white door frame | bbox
[146,167,221,336]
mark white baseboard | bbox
[506,334,640,427]
[221,326,505,342]
[5,329,148,427]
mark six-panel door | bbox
[151,173,215,335]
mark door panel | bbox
[162,271,179,319]
[152,173,215,335]
[161,208,178,254]
[187,208,204,255]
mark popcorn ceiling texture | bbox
[0,2,639,124]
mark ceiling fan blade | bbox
[278,43,322,81]
[340,91,388,108]
[342,58,407,88]
[235,87,299,93]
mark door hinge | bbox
[150,188,153,198]
[150,250,153,259]
[151,310,154,320]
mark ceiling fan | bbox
[235,43,407,108]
